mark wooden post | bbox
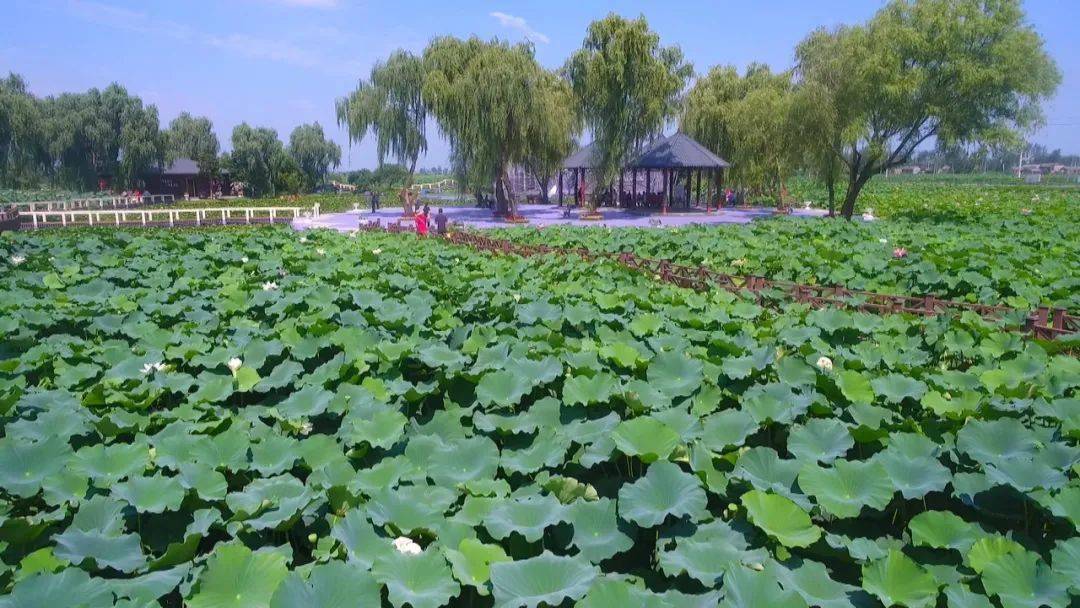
[695,169,702,207]
[684,169,691,208]
[558,170,563,206]
[645,169,651,203]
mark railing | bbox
[442,231,1078,341]
[10,195,176,211]
[409,178,456,193]
[22,204,319,230]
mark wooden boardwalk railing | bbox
[21,205,319,229]
[438,230,1077,340]
[11,195,176,211]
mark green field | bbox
[0,183,1076,607]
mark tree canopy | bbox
[796,0,1060,218]
[564,14,691,204]
[288,122,341,192]
[229,123,283,197]
[163,113,220,177]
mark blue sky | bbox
[3,0,1078,170]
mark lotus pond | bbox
[0,226,1076,608]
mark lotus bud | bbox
[816,356,833,372]
[892,247,908,259]
[299,236,308,243]
[261,499,272,508]
[148,447,157,459]
[372,248,382,255]
[10,255,26,265]
[307,533,317,544]
[241,256,249,263]
[228,357,243,374]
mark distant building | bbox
[146,158,229,199]
[890,165,924,175]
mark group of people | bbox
[413,205,448,236]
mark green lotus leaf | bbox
[966,536,1029,574]
[566,497,634,563]
[0,437,74,497]
[786,419,853,464]
[611,416,680,463]
[275,385,333,419]
[269,562,381,608]
[836,370,875,404]
[476,397,562,435]
[743,383,813,424]
[542,475,598,504]
[732,447,804,505]
[861,549,939,608]
[600,341,642,368]
[981,551,1070,608]
[444,538,511,594]
[984,457,1067,492]
[943,585,993,608]
[873,447,951,499]
[909,511,986,553]
[366,484,457,535]
[484,494,566,542]
[111,474,186,513]
[719,567,808,608]
[340,408,407,450]
[329,508,394,568]
[178,462,229,501]
[513,356,563,385]
[501,428,570,475]
[14,548,67,583]
[0,568,113,608]
[799,460,894,518]
[647,352,703,398]
[424,436,500,487]
[371,550,461,608]
[701,409,759,451]
[417,342,469,370]
[658,520,767,586]
[53,528,147,573]
[188,544,288,608]
[956,419,1038,466]
[489,551,598,608]
[250,434,300,476]
[922,390,982,418]
[562,372,621,406]
[741,490,822,548]
[234,366,261,392]
[108,565,190,604]
[767,559,869,608]
[618,461,707,527]
[871,374,928,403]
[1050,538,1079,592]
[476,370,533,407]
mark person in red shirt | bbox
[414,208,429,236]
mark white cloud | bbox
[490,11,549,44]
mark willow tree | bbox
[0,74,45,187]
[682,64,806,206]
[523,71,581,204]
[336,51,427,213]
[797,0,1060,219]
[164,113,220,178]
[423,37,573,219]
[230,123,282,197]
[288,122,341,192]
[564,14,691,209]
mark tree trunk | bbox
[403,156,418,215]
[840,169,871,220]
[502,166,518,218]
[825,176,836,217]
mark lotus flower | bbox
[1021,208,1032,215]
[816,356,833,372]
[10,255,25,266]
[241,256,249,263]
[879,238,888,244]
[732,258,747,267]
[262,281,278,291]
[372,248,382,255]
[299,421,313,435]
[862,211,875,221]
[316,248,326,256]
[227,357,243,374]
[141,362,167,375]
[393,537,422,555]
[893,247,908,259]
[299,236,309,243]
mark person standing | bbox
[414,207,429,236]
[434,208,448,234]
[370,190,380,213]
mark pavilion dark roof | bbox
[562,142,599,169]
[630,133,730,169]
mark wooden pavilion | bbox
[559,133,730,212]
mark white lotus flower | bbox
[227,357,243,374]
[299,421,313,435]
[371,248,382,255]
[862,212,875,221]
[241,256,249,263]
[732,258,747,267]
[816,356,833,372]
[316,248,326,256]
[262,281,278,291]
[141,363,156,375]
[512,294,521,302]
[393,537,422,555]
[299,236,308,243]
[879,238,888,244]
[10,255,25,265]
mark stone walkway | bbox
[294,204,829,232]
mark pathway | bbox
[293,203,829,232]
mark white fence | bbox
[23,204,319,229]
[11,195,176,211]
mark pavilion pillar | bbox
[684,170,691,208]
[575,169,580,206]
[632,169,638,205]
[716,170,724,208]
[619,171,625,207]
[696,169,703,207]
[645,170,651,202]
[664,169,672,214]
[558,170,563,206]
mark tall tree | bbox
[116,100,163,188]
[683,64,806,206]
[336,51,427,212]
[229,123,282,197]
[564,14,691,208]
[423,37,576,218]
[0,74,46,188]
[164,113,219,177]
[287,122,341,192]
[523,71,581,204]
[797,0,1060,219]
